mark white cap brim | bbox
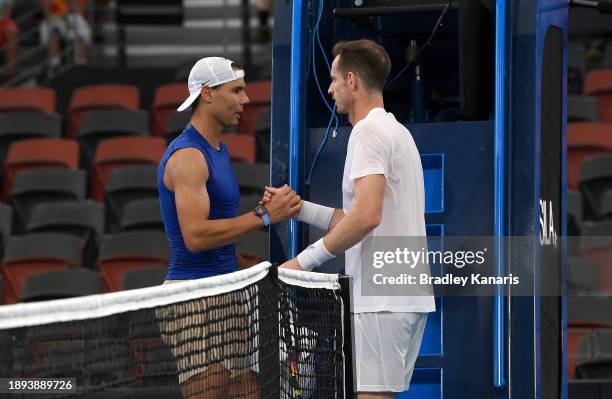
[177,91,201,112]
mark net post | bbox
[268,262,279,282]
[339,275,356,398]
[264,263,281,395]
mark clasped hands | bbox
[259,184,303,224]
[259,185,304,271]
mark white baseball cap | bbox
[177,57,246,112]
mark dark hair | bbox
[332,40,391,92]
[190,61,244,113]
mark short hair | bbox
[332,40,391,92]
[191,62,244,113]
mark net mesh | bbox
[0,263,347,399]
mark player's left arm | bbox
[321,174,384,253]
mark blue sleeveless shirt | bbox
[158,124,240,279]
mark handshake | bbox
[257,185,302,224]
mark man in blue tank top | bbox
[157,57,301,398]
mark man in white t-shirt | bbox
[269,39,435,398]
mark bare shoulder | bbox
[164,147,209,191]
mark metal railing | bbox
[0,2,105,88]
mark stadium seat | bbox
[151,83,187,137]
[238,193,261,216]
[0,111,61,171]
[9,169,86,233]
[584,69,612,123]
[233,162,268,214]
[120,198,163,232]
[238,80,271,136]
[604,42,612,68]
[567,123,612,190]
[601,190,612,219]
[568,296,612,378]
[105,165,159,232]
[255,107,271,162]
[237,229,268,264]
[67,84,140,138]
[26,201,105,269]
[221,133,256,163]
[20,269,102,302]
[575,329,612,379]
[579,153,612,220]
[232,162,269,193]
[121,266,168,290]
[2,138,80,201]
[568,190,583,230]
[0,204,11,257]
[97,231,170,292]
[579,221,612,291]
[77,109,150,169]
[568,43,586,95]
[164,110,191,142]
[0,87,56,114]
[569,296,612,327]
[568,95,599,122]
[90,136,166,202]
[2,232,82,304]
[568,190,583,255]
[568,257,599,295]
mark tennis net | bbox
[0,262,353,398]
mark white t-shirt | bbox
[342,108,436,313]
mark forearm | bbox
[294,208,375,271]
[323,208,377,254]
[186,213,264,252]
[328,209,345,231]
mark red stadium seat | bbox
[221,133,256,163]
[569,328,592,379]
[239,80,271,136]
[567,123,612,190]
[584,69,612,123]
[96,231,169,292]
[2,138,79,201]
[90,136,166,202]
[151,83,187,137]
[1,233,82,304]
[0,87,56,114]
[67,84,140,138]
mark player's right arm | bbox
[328,209,345,230]
[165,148,300,252]
[262,187,344,232]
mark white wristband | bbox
[297,201,334,231]
[296,238,335,271]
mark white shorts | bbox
[353,312,427,392]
